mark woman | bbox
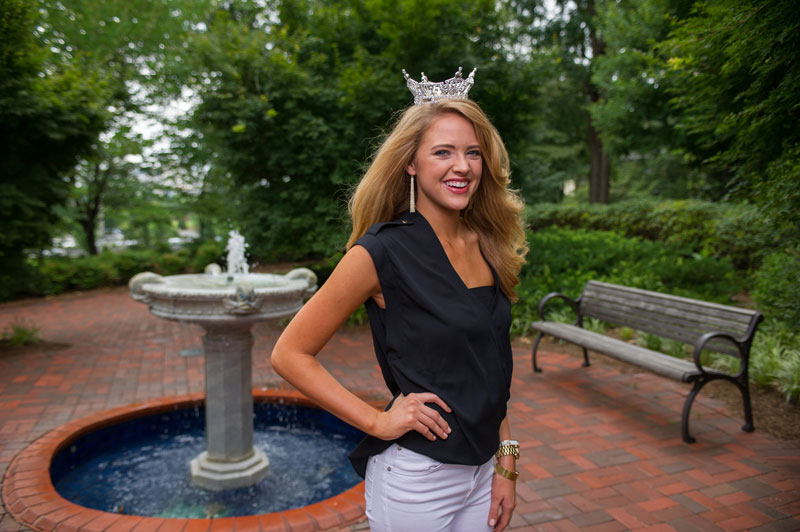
[271,70,528,531]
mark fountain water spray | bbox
[226,230,249,275]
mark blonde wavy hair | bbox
[346,99,528,301]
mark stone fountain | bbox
[128,231,316,491]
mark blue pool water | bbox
[51,403,364,518]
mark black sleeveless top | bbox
[348,211,513,478]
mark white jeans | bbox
[365,444,494,532]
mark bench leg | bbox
[681,379,709,444]
[682,374,753,443]
[532,332,543,373]
[737,376,755,433]
[581,347,591,367]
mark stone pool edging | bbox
[2,390,369,532]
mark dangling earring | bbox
[409,174,416,213]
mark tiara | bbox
[402,66,477,105]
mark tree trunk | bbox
[80,217,98,255]
[77,162,107,255]
[588,121,610,204]
[585,0,610,204]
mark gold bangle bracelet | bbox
[494,463,519,481]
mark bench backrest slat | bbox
[580,281,759,357]
[582,288,753,331]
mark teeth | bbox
[446,181,468,188]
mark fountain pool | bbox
[3,391,370,531]
[51,399,364,517]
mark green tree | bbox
[186,0,544,260]
[660,0,800,220]
[517,0,613,203]
[0,0,110,299]
[34,0,215,253]
[36,0,211,105]
[162,123,242,244]
[66,127,152,254]
[588,0,713,200]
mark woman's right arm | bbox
[271,245,451,441]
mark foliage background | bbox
[1,0,798,397]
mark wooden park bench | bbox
[530,280,763,443]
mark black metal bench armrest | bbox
[692,331,746,378]
[536,292,582,326]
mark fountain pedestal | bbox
[190,325,270,490]
[129,263,317,492]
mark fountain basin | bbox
[2,391,370,531]
[130,270,317,326]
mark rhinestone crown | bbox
[402,66,477,105]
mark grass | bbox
[1,320,40,347]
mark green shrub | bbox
[711,320,800,402]
[637,332,663,352]
[154,249,191,276]
[619,327,634,341]
[776,349,800,404]
[109,249,161,280]
[512,227,740,336]
[664,339,690,359]
[710,352,740,375]
[25,246,214,299]
[191,241,226,273]
[752,246,800,326]
[749,343,781,390]
[584,317,609,334]
[37,258,80,295]
[747,321,800,396]
[544,307,577,324]
[37,254,120,294]
[526,199,781,271]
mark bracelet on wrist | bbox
[493,462,519,481]
[495,439,520,461]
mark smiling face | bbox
[406,112,482,216]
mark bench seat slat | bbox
[531,321,703,382]
[579,306,742,356]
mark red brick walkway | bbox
[1,287,798,531]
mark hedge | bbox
[525,199,783,272]
[510,227,740,336]
[2,241,227,301]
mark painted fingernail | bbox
[489,518,496,526]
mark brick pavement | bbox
[1,287,799,531]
